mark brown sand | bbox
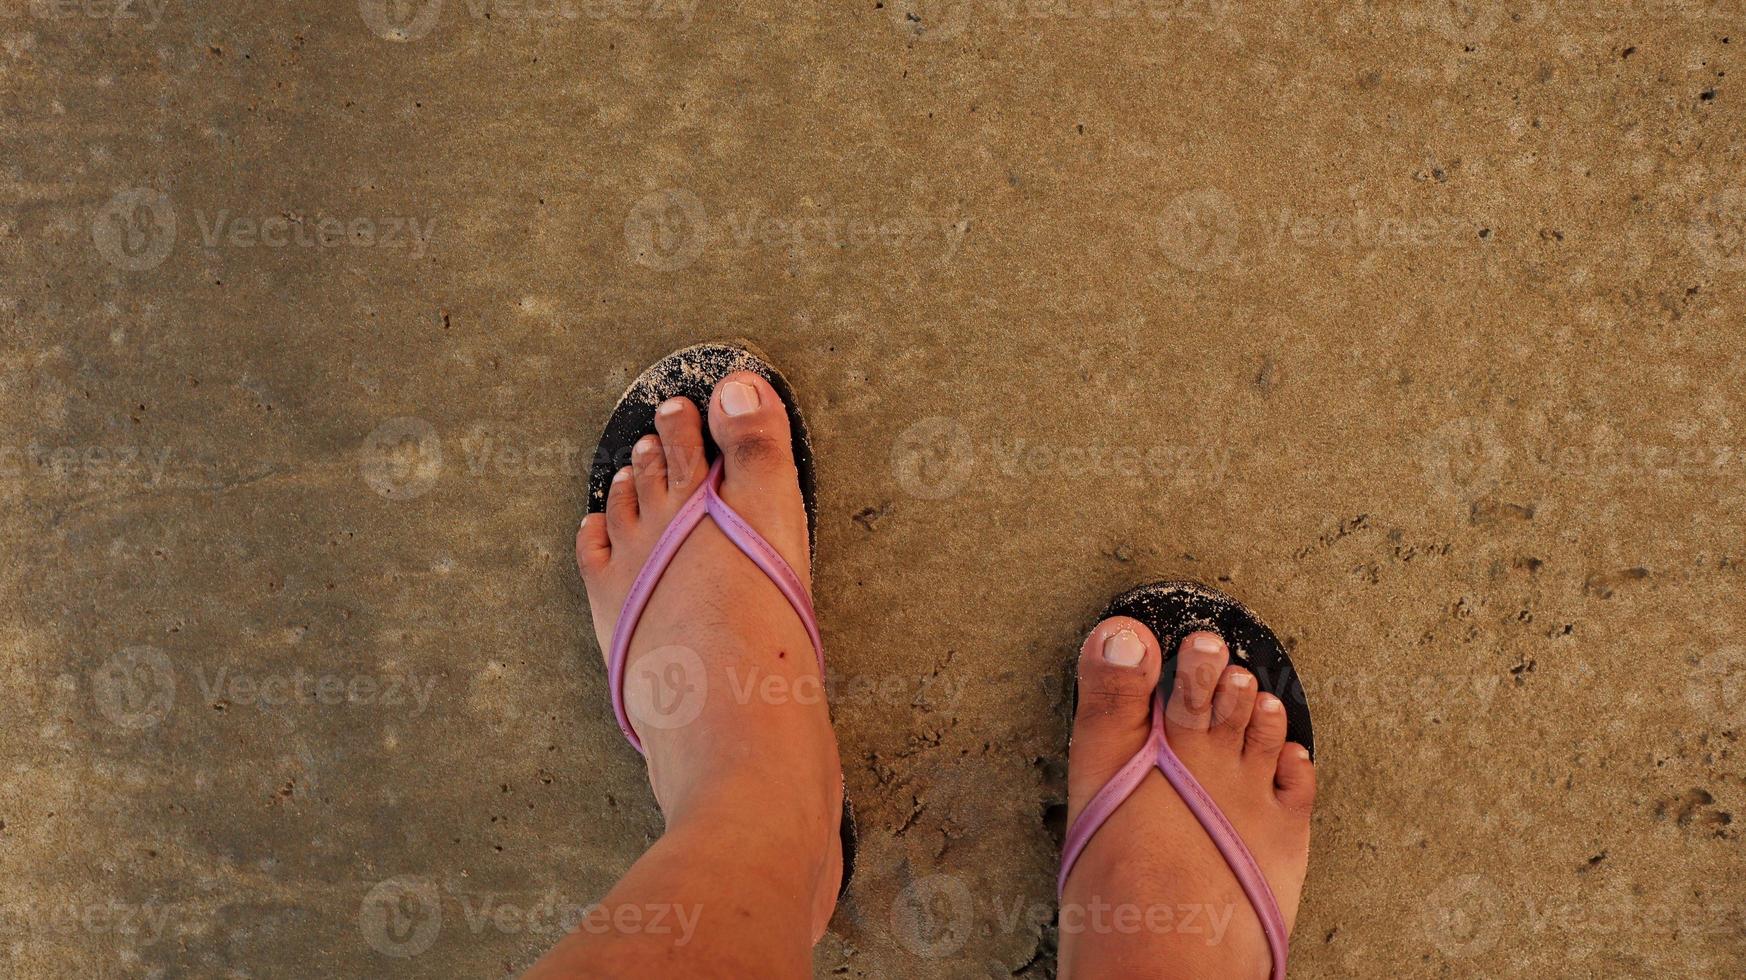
[2,0,1743,976]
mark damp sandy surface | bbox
[2,2,1743,976]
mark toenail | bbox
[1230,673,1252,689]
[1191,633,1224,655]
[721,380,760,417]
[657,398,686,416]
[1103,629,1146,667]
[634,436,659,457]
[613,468,631,483]
[1259,695,1281,713]
[1293,745,1310,760]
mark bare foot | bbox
[1059,617,1316,978]
[574,370,844,940]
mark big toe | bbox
[708,371,798,477]
[706,371,809,565]
[1067,616,1162,826]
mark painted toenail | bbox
[721,380,760,417]
[657,398,686,416]
[1191,633,1224,655]
[1259,695,1281,713]
[1103,629,1146,667]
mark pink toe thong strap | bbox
[1058,689,1290,980]
[605,458,821,754]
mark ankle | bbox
[639,701,840,815]
[660,753,840,834]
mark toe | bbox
[1067,616,1162,822]
[1273,743,1317,815]
[1210,666,1258,739]
[1243,692,1289,760]
[576,512,610,577]
[605,466,638,536]
[706,370,810,572]
[708,371,798,481]
[653,396,708,491]
[631,434,668,503]
[1163,631,1228,733]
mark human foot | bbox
[575,369,844,938]
[1058,616,1316,978]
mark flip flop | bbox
[585,340,856,899]
[1058,581,1313,980]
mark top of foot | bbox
[1058,616,1317,979]
[574,370,845,941]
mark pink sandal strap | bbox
[1058,689,1290,979]
[605,458,821,753]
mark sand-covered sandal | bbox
[1059,581,1314,979]
[586,341,856,896]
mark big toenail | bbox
[1103,629,1145,667]
[657,398,686,416]
[1191,633,1224,655]
[721,380,760,417]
